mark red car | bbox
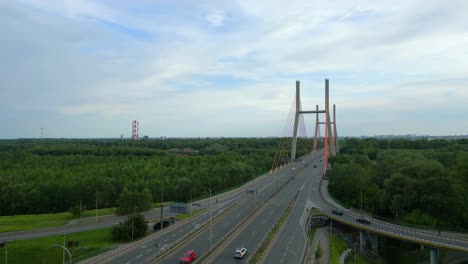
[179,250,196,263]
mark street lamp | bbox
[52,244,88,264]
[0,241,7,264]
[202,186,213,252]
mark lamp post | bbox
[52,245,88,264]
[202,186,212,252]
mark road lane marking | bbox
[136,254,142,259]
[126,262,132,264]
[146,248,153,253]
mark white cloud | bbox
[2,0,468,138]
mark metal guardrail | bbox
[319,176,468,252]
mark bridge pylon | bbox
[290,79,339,173]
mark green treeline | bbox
[327,138,468,229]
[0,138,286,216]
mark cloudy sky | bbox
[1,0,467,138]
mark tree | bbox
[112,213,148,242]
[117,185,153,215]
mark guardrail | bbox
[193,168,299,263]
[143,196,249,264]
[319,177,468,252]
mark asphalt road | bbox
[95,164,295,264]
[263,154,323,264]
[153,161,302,264]
[210,152,321,264]
[0,207,176,242]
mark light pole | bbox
[52,245,88,264]
[202,186,212,252]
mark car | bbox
[301,161,305,164]
[247,188,257,194]
[356,217,371,225]
[179,250,196,263]
[233,247,247,258]
[291,167,296,171]
[332,209,343,215]
[313,165,317,168]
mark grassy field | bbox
[0,207,117,233]
[330,234,348,264]
[175,208,206,220]
[0,203,173,233]
[0,228,115,264]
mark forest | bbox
[327,137,468,230]
[0,137,311,216]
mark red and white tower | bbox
[132,120,139,140]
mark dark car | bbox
[313,165,317,168]
[247,188,257,194]
[356,217,371,225]
[180,250,196,263]
[331,209,343,215]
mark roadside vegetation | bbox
[0,227,114,264]
[0,207,116,232]
[0,138,288,219]
[330,234,348,264]
[327,138,468,230]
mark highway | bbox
[208,152,321,264]
[263,154,323,263]
[80,162,298,263]
[149,157,305,264]
[83,148,467,263]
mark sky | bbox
[1,0,468,138]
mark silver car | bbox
[233,248,247,258]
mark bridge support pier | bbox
[359,230,378,256]
[430,247,439,264]
[359,231,365,252]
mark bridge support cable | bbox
[333,104,340,154]
[271,95,296,171]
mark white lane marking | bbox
[251,231,257,237]
[136,254,142,259]
[141,245,147,248]
[224,223,229,228]
[146,248,153,253]
[126,261,132,264]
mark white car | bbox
[233,248,247,258]
[291,167,296,171]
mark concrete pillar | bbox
[325,79,335,155]
[359,230,365,252]
[430,248,439,264]
[291,80,300,161]
[313,105,319,151]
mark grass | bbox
[0,207,117,233]
[330,234,348,264]
[345,251,376,264]
[0,227,115,264]
[0,203,171,233]
[175,208,206,220]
